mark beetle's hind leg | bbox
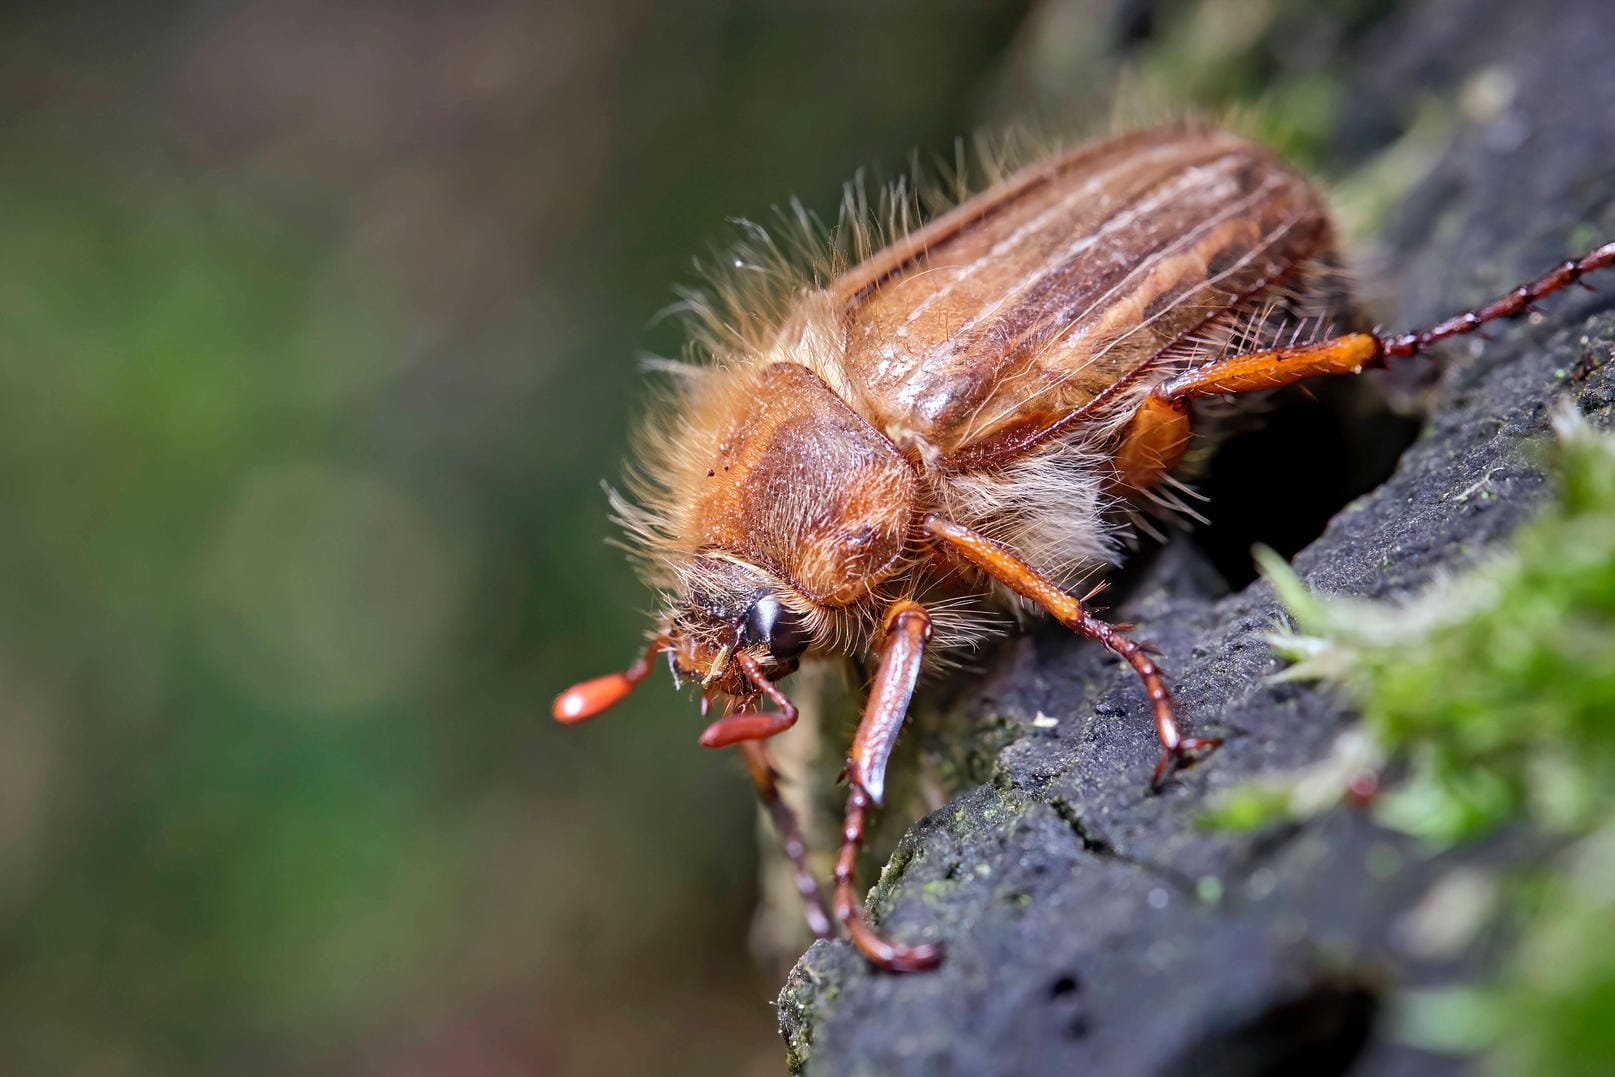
[923,515,1218,789]
[1116,241,1615,491]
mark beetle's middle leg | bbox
[923,514,1218,788]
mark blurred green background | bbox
[0,0,1396,1073]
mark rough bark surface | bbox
[778,1,1615,1073]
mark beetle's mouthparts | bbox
[701,643,733,687]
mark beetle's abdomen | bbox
[831,127,1336,466]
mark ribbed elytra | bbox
[554,123,1615,972]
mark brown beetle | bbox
[554,124,1615,972]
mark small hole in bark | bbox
[1158,977,1378,1077]
[1066,1014,1092,1039]
[1048,973,1081,998]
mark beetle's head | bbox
[663,554,814,693]
[553,554,816,723]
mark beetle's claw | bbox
[1150,736,1222,790]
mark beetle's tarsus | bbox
[835,783,945,973]
[1151,736,1223,790]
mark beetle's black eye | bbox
[743,594,811,661]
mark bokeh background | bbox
[0,1,1403,1073]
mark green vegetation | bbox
[1205,408,1615,1074]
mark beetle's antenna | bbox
[553,636,670,723]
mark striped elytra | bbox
[829,126,1335,467]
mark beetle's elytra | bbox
[554,123,1615,972]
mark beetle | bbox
[553,124,1615,973]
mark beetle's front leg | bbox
[834,601,945,972]
[923,515,1219,788]
[738,739,834,940]
[693,657,832,938]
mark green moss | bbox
[780,981,816,1074]
[1197,786,1296,831]
[1208,409,1615,1074]
[922,708,1023,795]
[1258,409,1615,844]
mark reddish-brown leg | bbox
[697,651,797,747]
[923,515,1217,788]
[696,657,831,938]
[834,602,944,972]
[1378,241,1615,360]
[739,739,834,939]
[1117,241,1615,489]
